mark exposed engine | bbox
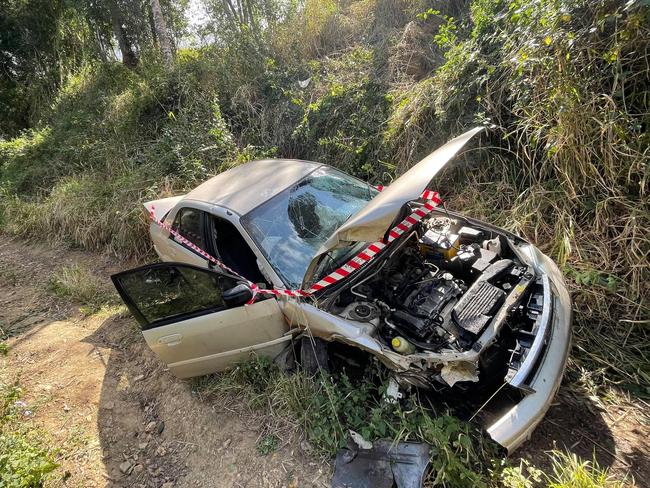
[328,212,536,383]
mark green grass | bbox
[499,452,629,488]
[195,357,496,486]
[0,380,58,487]
[546,451,628,488]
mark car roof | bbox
[183,159,322,215]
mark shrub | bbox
[195,357,495,485]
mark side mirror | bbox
[223,283,253,307]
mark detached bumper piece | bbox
[331,437,430,488]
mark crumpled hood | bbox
[303,126,485,285]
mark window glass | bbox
[241,167,376,287]
[173,208,205,249]
[114,264,238,328]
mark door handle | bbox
[158,334,182,346]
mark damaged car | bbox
[111,127,572,452]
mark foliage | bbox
[0,0,189,137]
[0,58,243,258]
[545,451,627,488]
[291,48,392,180]
[0,380,58,487]
[496,451,628,488]
[0,381,22,424]
[0,432,58,488]
[256,434,279,455]
[195,356,495,486]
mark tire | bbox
[299,336,330,375]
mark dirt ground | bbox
[1,237,648,487]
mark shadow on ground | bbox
[83,313,326,487]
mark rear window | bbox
[173,208,205,249]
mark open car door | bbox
[111,262,291,378]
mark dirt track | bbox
[1,237,648,487]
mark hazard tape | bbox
[306,189,441,293]
[148,188,441,302]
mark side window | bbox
[112,264,239,330]
[172,208,206,250]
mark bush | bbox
[0,58,242,259]
[195,357,495,486]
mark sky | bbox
[183,0,212,47]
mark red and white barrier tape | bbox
[306,189,441,294]
[148,188,442,302]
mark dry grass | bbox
[47,264,117,313]
[386,0,650,395]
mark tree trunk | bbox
[150,0,173,68]
[108,0,138,68]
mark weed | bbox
[545,451,627,488]
[498,458,544,488]
[0,432,58,488]
[256,434,279,455]
[1,380,22,423]
[0,343,9,356]
[195,357,495,485]
[0,380,58,486]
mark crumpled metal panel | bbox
[331,440,430,488]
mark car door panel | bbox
[111,262,290,378]
[143,298,290,378]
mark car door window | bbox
[172,208,206,250]
[112,263,239,330]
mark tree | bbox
[204,0,291,39]
[150,0,173,67]
[108,0,138,68]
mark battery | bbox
[419,229,459,260]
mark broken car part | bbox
[331,433,430,488]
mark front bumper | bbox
[487,246,572,452]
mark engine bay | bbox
[326,210,540,387]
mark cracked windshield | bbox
[242,167,377,287]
